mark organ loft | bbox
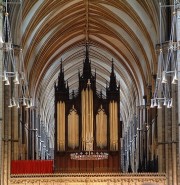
[54,45,122,172]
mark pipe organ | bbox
[54,46,121,172]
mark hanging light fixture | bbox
[154,99,158,107]
[70,151,108,160]
[157,100,162,109]
[13,72,20,85]
[162,71,167,83]
[22,96,26,106]
[151,1,178,109]
[8,96,33,109]
[172,69,178,84]
[170,98,173,107]
[16,101,20,109]
[1,0,34,109]
[2,71,8,81]
[163,98,167,106]
[167,100,171,108]
[150,99,154,108]
[29,98,33,107]
[0,0,19,85]
[12,97,16,107]
[26,99,31,109]
[8,78,34,109]
[4,78,10,85]
[70,135,108,160]
[8,99,13,108]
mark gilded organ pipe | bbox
[57,101,65,151]
[81,87,93,151]
[109,101,118,151]
[57,102,59,151]
[96,108,107,148]
[68,109,79,149]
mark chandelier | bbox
[0,0,34,109]
[8,50,33,109]
[1,4,18,86]
[150,1,178,109]
[70,151,108,160]
[70,133,108,160]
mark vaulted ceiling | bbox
[10,0,161,147]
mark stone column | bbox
[1,68,11,185]
[0,1,3,184]
[157,105,164,172]
[176,4,180,185]
[165,102,172,185]
[171,75,177,185]
[171,8,178,184]
[0,1,11,185]
[137,107,142,172]
[11,99,19,160]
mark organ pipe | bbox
[109,101,118,150]
[81,87,93,151]
[96,107,107,148]
[57,101,65,151]
[68,109,79,149]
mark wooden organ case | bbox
[54,46,121,173]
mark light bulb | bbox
[2,71,8,81]
[170,98,173,107]
[26,100,30,109]
[17,101,20,108]
[173,70,178,80]
[172,72,178,84]
[172,78,177,84]
[29,98,33,107]
[162,71,167,83]
[5,78,10,85]
[14,72,20,85]
[12,97,16,106]
[157,101,162,109]
[150,99,154,108]
[154,99,158,106]
[163,98,167,106]
[8,99,12,108]
[167,101,171,108]
[22,97,26,106]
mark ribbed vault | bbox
[10,0,160,148]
